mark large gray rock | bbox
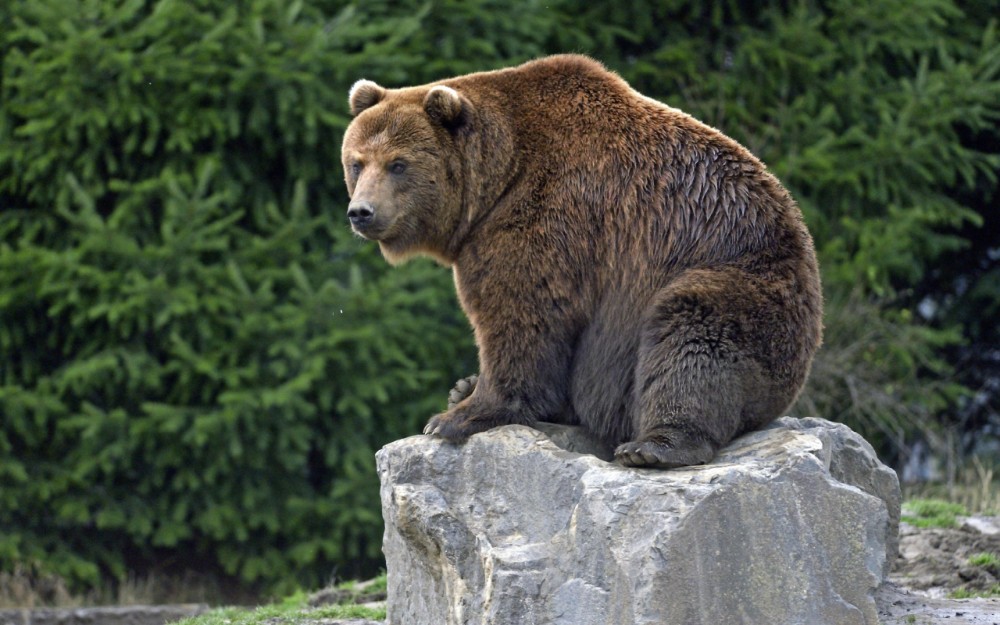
[376,417,900,625]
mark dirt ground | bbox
[877,515,1000,624]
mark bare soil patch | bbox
[878,516,1000,624]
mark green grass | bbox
[901,456,999,516]
[949,585,1000,599]
[174,575,387,625]
[175,603,386,625]
[900,498,968,528]
[174,599,386,625]
[364,574,388,595]
[312,603,387,619]
[968,552,1000,568]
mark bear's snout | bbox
[347,200,375,231]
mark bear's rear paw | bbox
[614,439,714,469]
[447,374,479,409]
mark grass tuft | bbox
[174,601,387,625]
[900,498,968,528]
[949,585,1000,599]
[173,575,387,625]
[902,455,999,516]
[364,572,387,595]
[312,603,387,620]
[968,552,999,567]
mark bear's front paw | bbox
[424,401,526,441]
[447,374,479,409]
[423,406,487,441]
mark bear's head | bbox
[341,80,476,265]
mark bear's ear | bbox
[424,86,468,129]
[349,79,386,116]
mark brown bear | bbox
[341,54,823,468]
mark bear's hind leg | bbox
[614,269,768,469]
[614,352,743,469]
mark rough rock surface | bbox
[376,417,901,625]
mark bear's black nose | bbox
[347,201,375,229]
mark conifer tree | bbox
[1,0,997,594]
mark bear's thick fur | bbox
[342,55,822,468]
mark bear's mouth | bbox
[350,220,386,240]
[352,209,407,243]
[352,221,399,245]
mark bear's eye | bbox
[350,161,363,177]
[389,160,407,175]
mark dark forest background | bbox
[2,0,998,598]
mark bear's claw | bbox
[423,412,475,441]
[422,416,448,437]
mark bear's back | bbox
[445,55,809,284]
